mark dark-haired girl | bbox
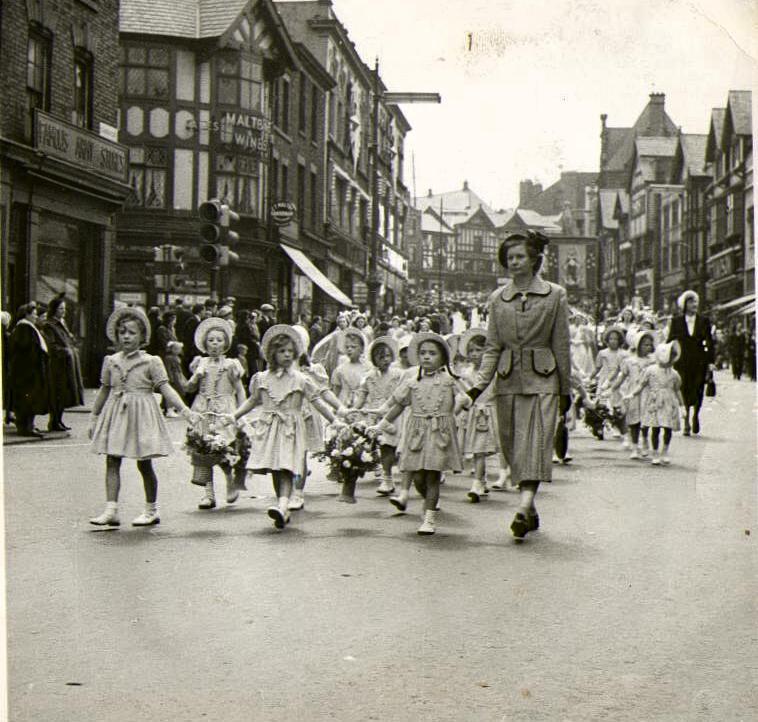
[370,332,470,535]
[468,231,571,541]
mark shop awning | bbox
[713,293,755,311]
[729,301,756,317]
[280,243,353,307]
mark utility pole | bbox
[366,58,441,318]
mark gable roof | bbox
[414,186,488,216]
[635,136,678,157]
[675,133,708,179]
[526,171,598,215]
[725,90,752,137]
[505,209,562,234]
[705,108,727,162]
[420,208,453,234]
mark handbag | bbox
[705,378,716,397]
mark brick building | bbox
[276,0,413,315]
[0,0,131,383]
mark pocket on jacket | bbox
[532,348,556,376]
[497,349,513,379]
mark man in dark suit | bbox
[181,303,207,375]
[667,290,715,435]
[257,303,276,338]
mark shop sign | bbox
[34,110,128,183]
[707,250,735,281]
[635,269,652,287]
[219,112,272,154]
[271,201,296,225]
[352,281,368,304]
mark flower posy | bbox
[316,421,380,483]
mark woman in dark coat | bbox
[666,290,715,435]
[42,295,84,431]
[2,310,13,424]
[9,302,50,437]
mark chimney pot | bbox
[428,188,432,197]
[463,180,469,190]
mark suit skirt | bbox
[495,393,558,484]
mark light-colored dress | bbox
[639,365,682,430]
[241,368,321,474]
[571,324,596,379]
[620,355,654,426]
[190,356,244,445]
[597,348,626,408]
[459,367,497,457]
[355,366,405,447]
[300,362,330,453]
[392,369,467,473]
[90,350,173,459]
[331,359,371,406]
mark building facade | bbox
[0,0,131,382]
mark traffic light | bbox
[198,199,239,266]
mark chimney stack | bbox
[463,180,469,191]
[428,188,432,197]
[649,92,665,105]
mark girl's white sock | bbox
[105,501,118,512]
[146,502,158,513]
[205,480,215,501]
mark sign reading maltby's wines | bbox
[270,202,296,225]
[34,110,128,183]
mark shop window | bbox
[214,151,260,216]
[217,52,262,112]
[27,27,52,130]
[126,146,168,208]
[121,46,169,99]
[73,49,94,129]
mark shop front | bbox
[1,111,131,384]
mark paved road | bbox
[3,371,757,721]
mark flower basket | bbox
[184,426,240,468]
[315,420,381,487]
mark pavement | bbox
[2,370,757,722]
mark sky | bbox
[327,0,757,210]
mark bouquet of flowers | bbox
[581,390,626,440]
[316,420,381,487]
[184,426,241,468]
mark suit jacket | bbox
[475,276,571,395]
[666,314,715,369]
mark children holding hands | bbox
[368,332,471,535]
[89,307,197,528]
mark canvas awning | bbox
[280,243,353,307]
[712,293,755,311]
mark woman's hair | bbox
[298,351,312,368]
[47,294,66,318]
[117,313,148,344]
[467,335,486,353]
[415,339,459,381]
[370,342,392,366]
[16,302,37,319]
[498,230,549,273]
[162,310,176,325]
[267,333,296,370]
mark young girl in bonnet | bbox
[185,317,246,510]
[231,325,342,529]
[89,307,196,528]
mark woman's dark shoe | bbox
[510,512,531,540]
[692,417,700,434]
[18,428,44,438]
[526,512,540,532]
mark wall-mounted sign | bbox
[271,201,296,226]
[635,269,653,287]
[35,110,128,183]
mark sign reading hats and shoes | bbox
[270,201,297,226]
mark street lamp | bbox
[367,58,440,318]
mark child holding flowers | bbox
[369,332,470,535]
[89,307,196,528]
[290,325,347,510]
[352,336,405,496]
[230,325,341,529]
[184,317,246,510]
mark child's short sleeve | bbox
[391,378,414,407]
[303,375,321,402]
[99,355,113,386]
[228,358,244,381]
[248,372,263,404]
[149,355,170,388]
[309,363,329,388]
[330,365,344,388]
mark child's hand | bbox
[220,414,237,427]
[366,424,381,436]
[336,405,350,418]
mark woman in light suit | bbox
[468,231,571,540]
